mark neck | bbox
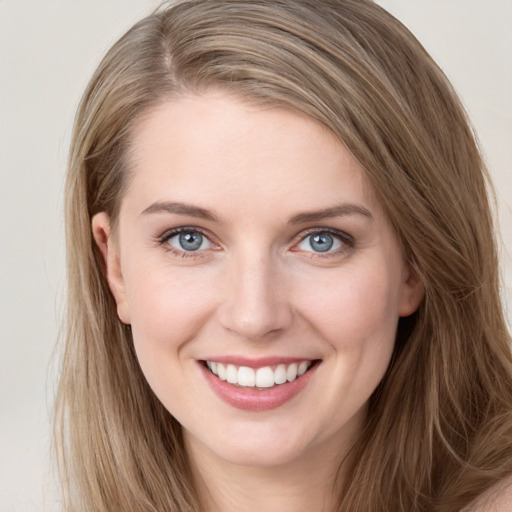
[185,432,353,512]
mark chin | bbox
[210,440,310,468]
[185,415,338,470]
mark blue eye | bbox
[165,230,214,252]
[296,231,346,253]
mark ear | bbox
[91,212,131,324]
[398,263,425,317]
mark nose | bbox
[218,251,293,341]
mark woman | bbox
[55,1,512,510]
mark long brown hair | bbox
[55,1,512,510]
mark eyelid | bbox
[290,227,354,255]
[156,226,220,256]
[155,225,353,258]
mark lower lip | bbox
[200,362,318,412]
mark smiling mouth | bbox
[202,360,319,389]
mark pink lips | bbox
[199,358,318,412]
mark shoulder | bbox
[463,475,512,512]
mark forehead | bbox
[124,91,379,217]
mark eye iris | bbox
[310,233,334,252]
[179,232,203,251]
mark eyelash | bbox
[293,228,354,258]
[156,227,354,258]
[156,227,216,259]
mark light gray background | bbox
[1,1,510,510]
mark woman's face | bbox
[93,91,423,469]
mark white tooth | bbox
[210,362,218,375]
[297,361,310,376]
[274,364,287,385]
[217,363,227,380]
[287,363,298,382]
[238,366,255,387]
[206,361,213,370]
[256,367,275,388]
[226,364,238,384]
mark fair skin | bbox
[93,91,424,512]
[465,475,512,512]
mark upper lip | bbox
[199,356,319,368]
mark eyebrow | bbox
[289,203,373,224]
[140,201,219,222]
[140,201,373,224]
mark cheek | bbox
[124,263,217,367]
[298,263,403,409]
[296,263,403,349]
[124,264,220,415]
